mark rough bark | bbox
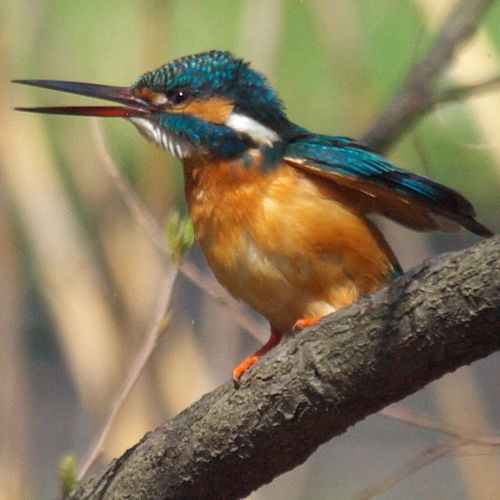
[69,1,499,496]
[70,236,500,499]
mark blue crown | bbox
[132,50,287,130]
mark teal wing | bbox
[284,134,492,237]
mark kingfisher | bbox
[14,50,492,385]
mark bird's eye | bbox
[166,88,190,105]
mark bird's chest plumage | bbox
[183,154,394,333]
[183,155,281,309]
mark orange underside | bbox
[182,153,415,382]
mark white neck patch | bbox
[129,117,192,159]
[129,113,280,159]
[225,112,280,147]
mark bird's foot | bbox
[232,355,259,388]
[232,328,282,388]
[293,316,321,332]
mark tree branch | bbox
[69,236,500,499]
[362,0,497,152]
[433,75,500,105]
[67,1,499,497]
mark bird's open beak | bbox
[12,79,150,117]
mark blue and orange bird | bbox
[14,50,492,384]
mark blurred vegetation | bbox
[1,1,499,499]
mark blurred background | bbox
[1,1,499,499]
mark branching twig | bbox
[80,121,264,479]
[91,120,265,342]
[434,75,500,104]
[362,0,497,152]
[356,440,463,500]
[72,2,499,497]
[90,120,168,256]
[379,404,500,447]
[360,404,500,500]
[68,237,500,499]
[359,404,500,500]
[77,265,180,480]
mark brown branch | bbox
[69,236,500,499]
[68,2,499,498]
[434,75,500,104]
[362,0,497,152]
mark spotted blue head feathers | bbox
[132,50,289,138]
[14,50,492,238]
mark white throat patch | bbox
[225,112,280,147]
[129,117,192,159]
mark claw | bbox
[232,355,259,387]
[293,316,321,332]
[232,328,282,387]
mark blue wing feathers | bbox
[285,134,492,237]
[287,135,471,212]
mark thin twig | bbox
[90,120,265,342]
[379,404,500,446]
[452,448,500,457]
[79,2,499,492]
[356,440,463,500]
[77,265,180,480]
[364,404,500,499]
[68,238,500,499]
[78,119,265,483]
[90,120,168,256]
[434,74,500,104]
[362,0,497,152]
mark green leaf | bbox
[167,211,195,263]
[59,453,78,497]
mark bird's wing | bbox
[284,134,492,237]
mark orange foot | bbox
[232,328,282,387]
[293,316,321,332]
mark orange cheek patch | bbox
[178,97,234,124]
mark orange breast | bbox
[183,154,395,333]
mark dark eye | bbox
[166,88,190,105]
